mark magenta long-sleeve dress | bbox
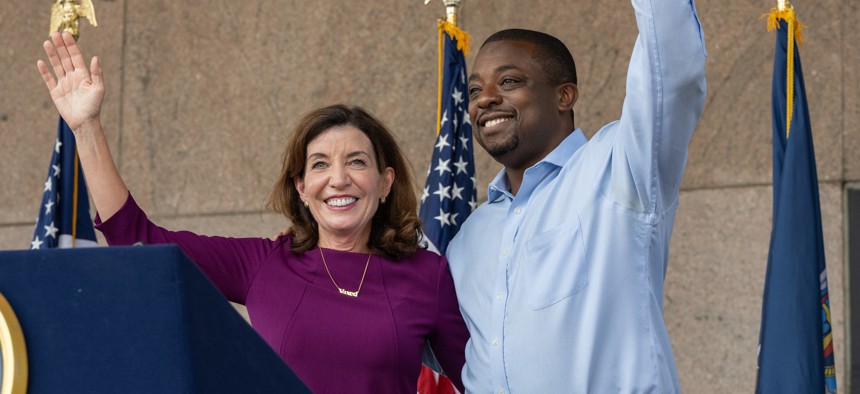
[95,194,468,393]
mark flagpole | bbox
[49,0,97,248]
[419,3,472,393]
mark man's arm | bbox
[610,0,707,213]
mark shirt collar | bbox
[487,129,587,202]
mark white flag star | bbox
[54,139,62,153]
[459,135,470,149]
[44,200,55,215]
[434,183,451,202]
[452,87,464,105]
[434,209,452,227]
[44,177,53,192]
[421,186,430,204]
[435,133,451,152]
[31,237,43,250]
[453,156,469,175]
[440,110,449,127]
[52,164,61,177]
[469,195,479,211]
[44,222,59,239]
[434,158,451,176]
[451,183,465,201]
[463,113,472,125]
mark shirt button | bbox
[502,248,509,256]
[492,338,500,347]
[496,293,503,301]
[514,208,521,214]
[498,389,505,394]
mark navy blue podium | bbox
[0,245,309,393]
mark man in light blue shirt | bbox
[446,0,707,392]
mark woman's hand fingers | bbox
[37,60,57,91]
[63,32,90,73]
[43,38,65,79]
[50,32,75,76]
[90,56,101,87]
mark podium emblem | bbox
[0,292,27,394]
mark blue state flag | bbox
[31,118,97,249]
[755,8,836,394]
[419,20,476,255]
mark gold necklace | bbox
[319,248,372,297]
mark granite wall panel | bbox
[667,183,845,392]
[1,1,855,392]
[1,1,124,225]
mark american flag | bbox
[419,21,477,255]
[31,118,97,249]
[417,20,475,394]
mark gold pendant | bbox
[338,288,359,297]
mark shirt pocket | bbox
[523,217,588,310]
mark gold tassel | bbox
[763,7,805,46]
[438,19,470,56]
[763,6,805,138]
[436,19,471,135]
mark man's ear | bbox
[558,83,579,112]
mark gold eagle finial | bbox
[49,0,98,39]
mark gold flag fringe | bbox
[763,6,804,138]
[436,20,471,135]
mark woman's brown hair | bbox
[267,105,422,260]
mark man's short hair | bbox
[482,29,577,86]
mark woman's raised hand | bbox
[37,31,105,132]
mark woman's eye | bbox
[349,159,367,167]
[311,161,327,169]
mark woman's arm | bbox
[37,31,128,220]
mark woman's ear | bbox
[381,167,395,200]
[294,176,305,200]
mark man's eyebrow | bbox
[494,64,519,74]
[469,64,521,82]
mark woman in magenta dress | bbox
[37,32,467,393]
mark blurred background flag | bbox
[417,3,474,393]
[30,118,97,250]
[755,3,836,394]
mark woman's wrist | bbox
[74,118,103,135]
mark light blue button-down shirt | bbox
[446,0,707,392]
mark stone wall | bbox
[2,1,856,392]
